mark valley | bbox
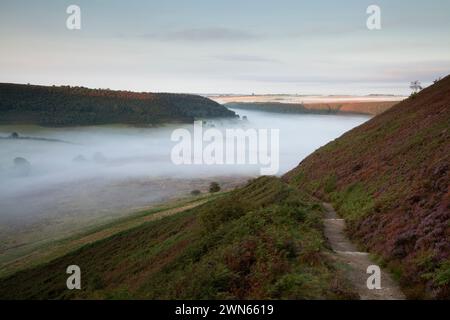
[0,77,448,299]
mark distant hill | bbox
[285,75,450,298]
[0,83,236,126]
[226,101,398,116]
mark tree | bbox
[434,77,442,84]
[190,189,201,196]
[13,157,31,176]
[209,182,221,193]
[410,81,423,94]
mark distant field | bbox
[210,95,405,116]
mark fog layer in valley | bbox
[0,109,368,265]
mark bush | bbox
[209,182,221,193]
[331,183,374,221]
[190,190,201,196]
[200,197,249,232]
[434,260,450,286]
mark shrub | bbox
[200,197,249,232]
[434,260,450,286]
[323,174,337,193]
[209,182,221,193]
[331,183,374,221]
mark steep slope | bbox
[0,83,236,126]
[285,76,450,298]
[0,177,355,299]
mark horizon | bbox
[0,81,410,97]
[1,0,449,95]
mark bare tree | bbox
[433,77,442,84]
[410,81,423,94]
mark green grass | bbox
[330,183,374,222]
[434,260,450,286]
[0,177,355,300]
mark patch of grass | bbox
[323,174,337,193]
[434,260,450,288]
[330,183,374,221]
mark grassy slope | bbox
[284,76,450,298]
[0,177,355,300]
[0,195,216,278]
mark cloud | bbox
[212,54,279,63]
[286,25,361,38]
[142,28,264,42]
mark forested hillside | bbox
[0,83,236,126]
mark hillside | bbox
[225,101,398,116]
[285,76,450,298]
[0,83,236,126]
[0,177,355,299]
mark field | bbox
[209,95,405,116]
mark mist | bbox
[0,109,368,260]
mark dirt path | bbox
[322,203,405,300]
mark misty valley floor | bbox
[0,110,368,277]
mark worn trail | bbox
[322,203,405,300]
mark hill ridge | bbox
[0,83,236,126]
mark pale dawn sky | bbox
[0,0,449,95]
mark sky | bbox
[0,0,449,95]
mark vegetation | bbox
[226,101,397,116]
[209,182,221,193]
[1,77,448,299]
[0,83,236,126]
[285,75,450,299]
[226,102,334,114]
[0,177,355,299]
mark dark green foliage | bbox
[331,183,374,222]
[434,260,450,286]
[200,196,249,232]
[209,182,221,193]
[0,83,236,126]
